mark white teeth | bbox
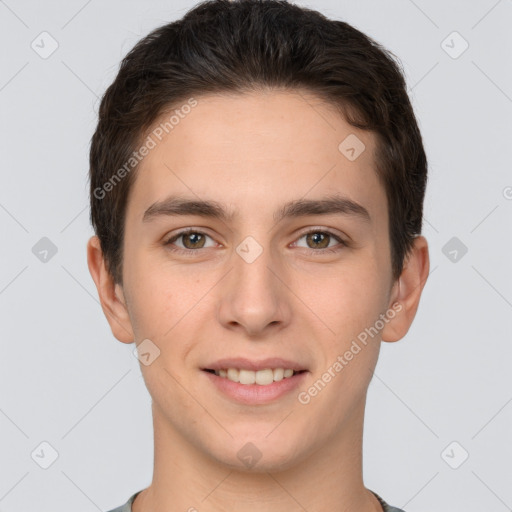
[227,368,239,382]
[213,367,300,385]
[239,369,256,385]
[255,369,274,385]
[273,368,284,381]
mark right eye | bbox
[164,229,219,254]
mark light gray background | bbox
[1,1,511,511]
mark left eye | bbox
[293,229,346,252]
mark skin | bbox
[87,89,429,512]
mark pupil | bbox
[309,232,328,248]
[185,233,203,248]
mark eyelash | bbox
[163,228,347,257]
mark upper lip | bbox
[202,357,308,372]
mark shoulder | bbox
[104,505,129,512]
[105,490,142,512]
[371,490,407,512]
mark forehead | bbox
[128,89,387,228]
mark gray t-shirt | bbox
[106,489,406,511]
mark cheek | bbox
[127,277,173,339]
[308,261,387,341]
[301,277,384,414]
[125,254,201,339]
[126,263,209,389]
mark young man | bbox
[87,1,429,510]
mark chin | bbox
[205,433,308,473]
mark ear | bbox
[381,235,430,343]
[86,235,134,344]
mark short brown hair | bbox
[89,0,428,285]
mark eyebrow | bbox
[142,194,371,225]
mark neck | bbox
[133,399,382,512]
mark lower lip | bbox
[202,370,308,405]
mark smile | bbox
[204,368,305,386]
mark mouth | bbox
[200,357,309,403]
[201,366,309,405]
[202,368,307,386]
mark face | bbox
[107,90,401,471]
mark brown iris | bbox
[305,232,330,249]
[181,232,206,249]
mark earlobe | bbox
[381,235,430,343]
[86,236,135,344]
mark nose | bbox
[216,240,291,338]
